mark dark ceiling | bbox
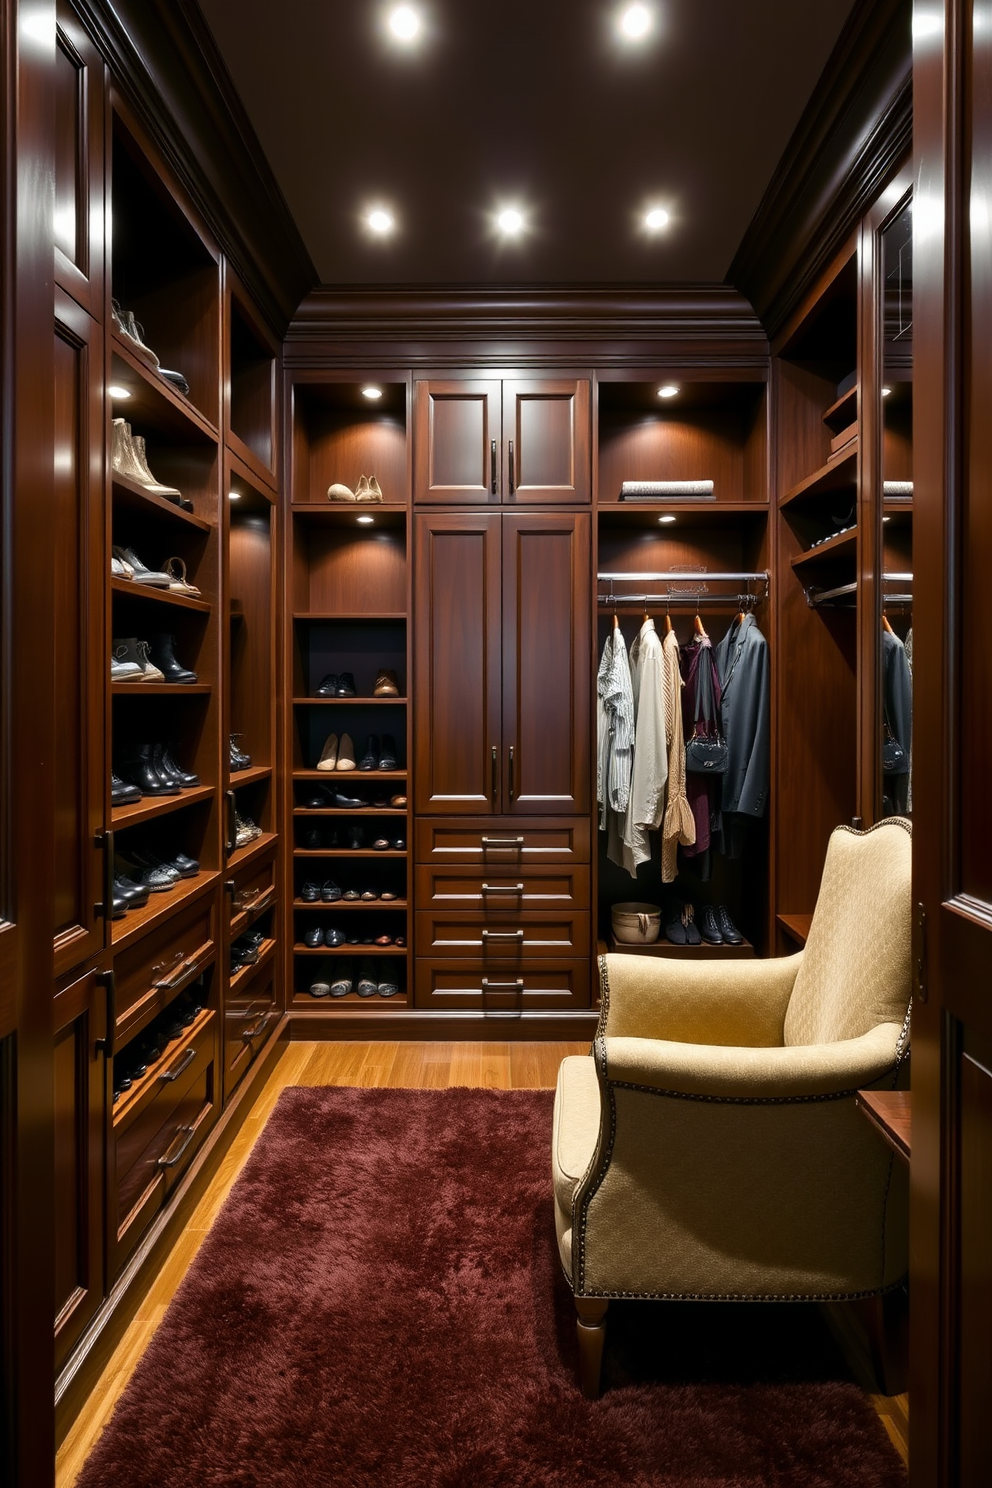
[197,0,856,287]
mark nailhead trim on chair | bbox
[605,1077,895,1107]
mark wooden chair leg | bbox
[574,1296,609,1398]
[859,1286,908,1396]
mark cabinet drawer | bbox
[415,911,589,959]
[414,958,591,1010]
[415,864,589,912]
[112,1014,216,1272]
[114,894,215,1043]
[225,962,278,1099]
[414,817,590,865]
[227,852,277,933]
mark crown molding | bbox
[285,285,768,370]
[80,0,316,336]
[728,0,912,340]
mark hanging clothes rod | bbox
[597,592,766,607]
[806,574,914,608]
[596,571,769,583]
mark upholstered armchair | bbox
[553,818,912,1397]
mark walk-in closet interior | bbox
[1,0,988,1484]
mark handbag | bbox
[882,718,908,774]
[684,649,729,774]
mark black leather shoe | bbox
[302,827,322,850]
[168,851,199,878]
[348,825,365,850]
[110,885,129,919]
[300,881,321,902]
[391,837,406,851]
[111,772,142,805]
[359,734,380,771]
[120,743,180,796]
[148,632,197,684]
[309,963,332,997]
[113,873,150,908]
[330,962,353,997]
[303,926,324,948]
[324,927,346,947]
[378,733,398,770]
[664,900,688,945]
[331,789,368,809]
[717,905,744,944]
[356,959,378,997]
[304,787,332,808]
[335,671,357,697]
[160,743,200,787]
[698,905,723,945]
[315,673,339,697]
[321,880,342,902]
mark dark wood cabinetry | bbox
[414,377,590,504]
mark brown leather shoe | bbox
[373,668,399,697]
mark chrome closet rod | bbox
[596,570,769,583]
[597,593,766,607]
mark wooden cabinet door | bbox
[501,514,591,814]
[502,379,590,504]
[413,513,502,813]
[53,963,108,1372]
[54,291,107,978]
[414,380,501,504]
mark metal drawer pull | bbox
[152,956,200,991]
[508,745,514,801]
[158,1124,197,1169]
[481,836,524,847]
[481,978,524,990]
[158,1046,198,1083]
[481,929,525,941]
[491,745,499,807]
[235,885,274,914]
[482,883,524,893]
[242,1011,271,1043]
[508,439,515,493]
[490,439,497,493]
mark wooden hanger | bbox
[664,598,672,633]
[694,611,708,639]
[882,611,894,634]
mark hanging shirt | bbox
[883,627,912,816]
[680,633,722,866]
[596,625,634,827]
[713,613,770,858]
[613,618,667,876]
[660,626,695,882]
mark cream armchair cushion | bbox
[553,818,912,1395]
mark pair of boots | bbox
[115,742,200,800]
[112,634,197,684]
[111,418,189,507]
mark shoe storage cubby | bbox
[228,289,278,481]
[286,377,411,1013]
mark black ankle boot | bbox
[121,742,180,796]
[159,743,200,787]
[149,633,197,684]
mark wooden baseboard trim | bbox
[54,1015,291,1445]
[287,1008,600,1041]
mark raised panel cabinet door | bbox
[54,294,107,978]
[414,513,502,813]
[501,514,591,814]
[502,379,590,504]
[414,380,501,503]
[55,0,106,314]
[53,963,108,1372]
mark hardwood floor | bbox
[56,1039,908,1485]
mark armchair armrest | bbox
[599,950,803,1047]
[597,1020,905,1099]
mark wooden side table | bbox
[856,1090,911,1163]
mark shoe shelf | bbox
[292,807,407,816]
[227,831,278,872]
[112,682,212,696]
[111,871,220,952]
[292,612,407,623]
[790,528,859,573]
[112,783,214,829]
[294,847,407,858]
[293,944,405,957]
[289,504,407,525]
[112,1006,215,1125]
[229,938,277,995]
[292,990,408,1007]
[777,912,813,947]
[230,894,276,942]
[779,448,858,512]
[228,765,272,788]
[607,933,755,959]
[292,898,408,911]
[110,577,212,614]
[293,769,406,781]
[111,472,213,532]
[111,337,218,443]
[292,696,408,706]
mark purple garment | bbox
[680,635,723,858]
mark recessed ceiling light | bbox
[108,384,132,399]
[644,207,670,231]
[657,384,679,399]
[357,514,375,525]
[362,386,383,400]
[229,490,242,501]
[619,4,652,40]
[367,208,395,234]
[658,514,677,524]
[882,386,892,397]
[497,207,525,235]
[882,515,891,523]
[388,6,420,41]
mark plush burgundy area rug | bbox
[78,1087,906,1487]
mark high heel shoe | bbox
[317,732,339,771]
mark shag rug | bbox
[77,1087,907,1487]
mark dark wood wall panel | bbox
[956,1041,992,1486]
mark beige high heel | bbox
[164,557,201,597]
[354,474,372,501]
[316,733,339,771]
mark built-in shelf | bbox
[791,528,858,573]
[111,470,212,531]
[227,831,278,872]
[293,943,406,957]
[777,912,814,947]
[822,384,858,432]
[292,613,408,623]
[229,766,272,788]
[111,783,214,829]
[294,848,407,859]
[112,682,211,696]
[229,939,277,993]
[113,1008,215,1123]
[110,576,211,613]
[292,898,408,911]
[293,769,406,782]
[292,696,408,706]
[111,335,218,442]
[111,871,219,952]
[780,448,858,511]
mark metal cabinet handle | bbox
[96,827,115,919]
[226,790,237,854]
[508,439,515,493]
[481,977,524,990]
[243,1010,272,1043]
[482,883,524,894]
[95,969,116,1057]
[152,956,200,991]
[158,1124,196,1169]
[508,745,514,802]
[237,886,274,915]
[490,439,497,494]
[158,1046,198,1083]
[491,745,499,807]
[481,835,524,847]
[481,929,525,941]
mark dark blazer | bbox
[714,613,770,857]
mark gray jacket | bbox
[714,613,770,857]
